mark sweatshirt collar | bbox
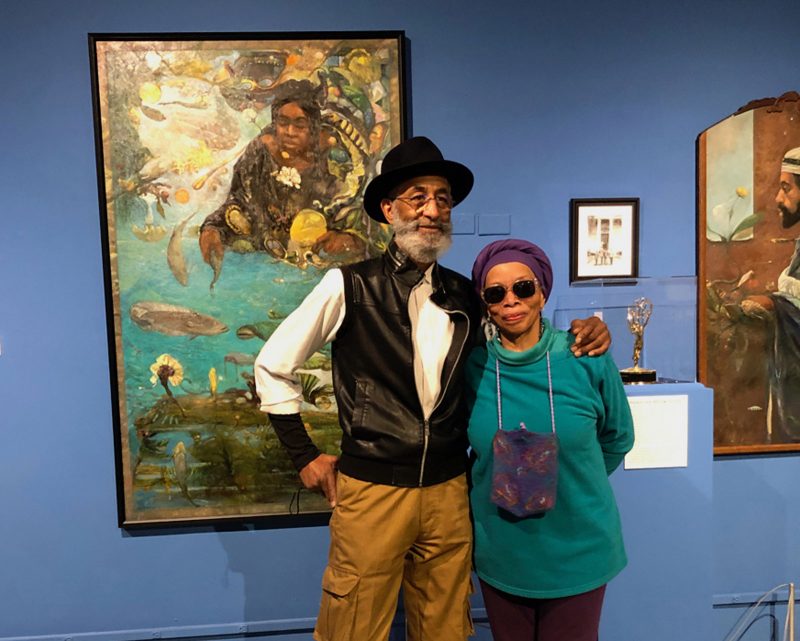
[488,318,556,364]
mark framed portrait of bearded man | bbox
[698,91,800,454]
[89,31,407,526]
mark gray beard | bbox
[392,217,453,265]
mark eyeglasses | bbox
[393,193,453,212]
[482,279,537,305]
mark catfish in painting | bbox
[130,301,228,337]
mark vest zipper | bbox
[418,419,430,486]
[417,308,470,487]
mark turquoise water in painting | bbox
[117,230,321,417]
[113,217,335,519]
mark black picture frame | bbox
[89,31,408,527]
[569,198,640,284]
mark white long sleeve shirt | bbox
[254,265,455,420]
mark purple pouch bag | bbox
[491,425,558,517]
[490,352,558,518]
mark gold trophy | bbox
[620,297,657,384]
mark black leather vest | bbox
[332,242,479,487]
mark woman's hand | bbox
[569,316,611,356]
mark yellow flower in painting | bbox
[149,354,186,417]
[707,186,758,242]
[150,354,184,387]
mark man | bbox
[744,147,800,439]
[254,137,610,641]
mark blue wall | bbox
[1,0,799,639]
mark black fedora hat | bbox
[363,136,474,222]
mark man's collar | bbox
[386,239,433,288]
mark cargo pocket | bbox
[315,566,360,641]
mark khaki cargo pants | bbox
[313,473,474,641]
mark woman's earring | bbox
[483,310,498,340]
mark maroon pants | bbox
[479,578,606,641]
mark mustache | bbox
[400,218,452,233]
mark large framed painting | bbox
[89,32,407,526]
[698,91,800,454]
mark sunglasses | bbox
[481,279,537,305]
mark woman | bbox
[465,239,634,641]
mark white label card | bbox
[624,395,689,470]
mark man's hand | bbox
[570,315,611,356]
[298,453,339,507]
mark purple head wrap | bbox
[471,239,553,302]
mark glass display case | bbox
[552,276,697,383]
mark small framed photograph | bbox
[569,198,640,283]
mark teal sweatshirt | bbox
[465,319,634,599]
